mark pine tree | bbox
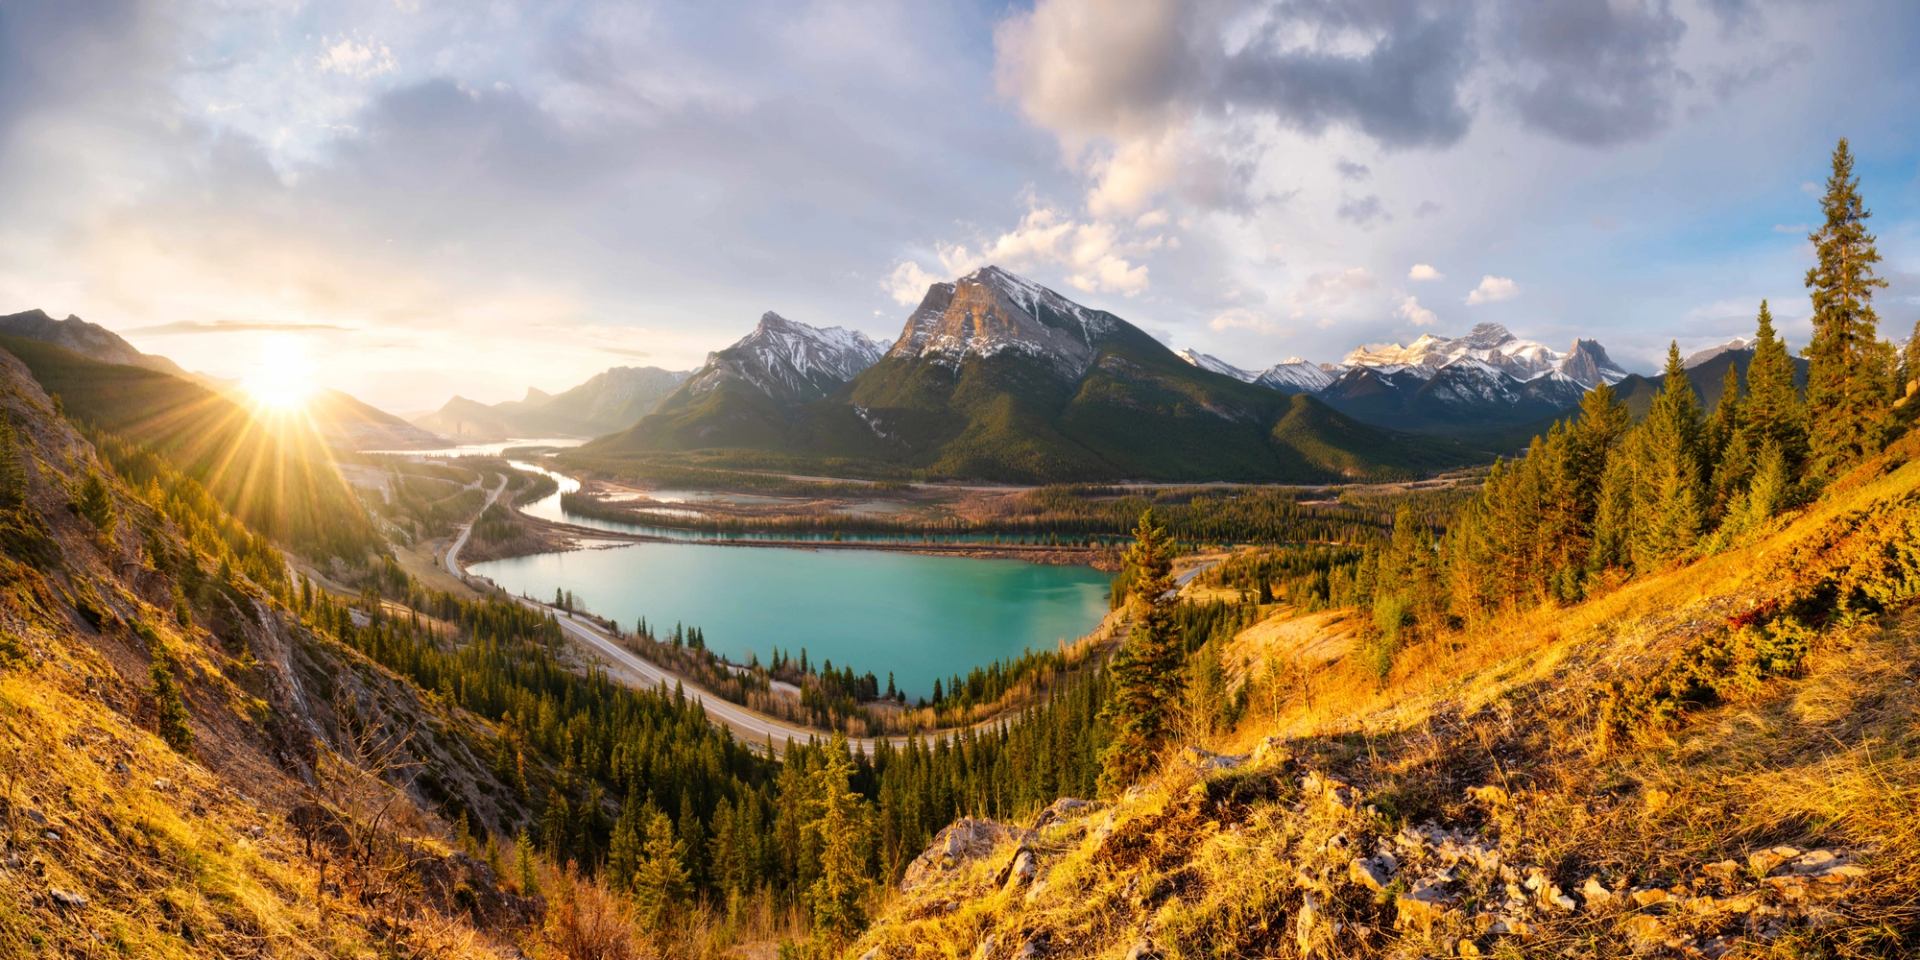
[76,468,115,534]
[514,829,540,897]
[605,802,642,892]
[1098,509,1182,793]
[1630,344,1708,569]
[808,733,868,943]
[1707,363,1750,512]
[1803,138,1892,475]
[632,807,688,930]
[0,419,24,509]
[1741,300,1808,473]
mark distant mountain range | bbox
[0,310,443,452]
[592,266,1473,482]
[414,366,690,441]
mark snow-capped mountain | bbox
[1683,338,1755,369]
[1340,322,1626,389]
[890,265,1120,378]
[684,311,884,404]
[1254,358,1344,394]
[1177,348,1258,382]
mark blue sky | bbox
[2,0,1917,411]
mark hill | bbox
[599,268,1476,482]
[852,425,1920,959]
[0,308,444,451]
[0,335,381,562]
[415,365,690,441]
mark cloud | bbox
[1465,275,1520,305]
[317,38,397,79]
[1336,194,1390,228]
[1335,158,1371,181]
[123,319,354,336]
[1396,295,1438,327]
[886,204,1154,304]
[1408,263,1443,281]
[1492,1,1689,146]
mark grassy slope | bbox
[0,351,534,956]
[855,429,1920,958]
[0,336,380,562]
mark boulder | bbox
[1123,939,1160,960]
[1250,736,1294,769]
[1579,876,1614,910]
[1395,882,1454,931]
[1747,845,1803,875]
[1179,745,1246,772]
[1005,849,1036,890]
[48,887,87,909]
[1349,853,1397,892]
[900,818,1029,892]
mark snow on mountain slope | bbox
[1341,322,1626,389]
[889,265,1120,378]
[1254,358,1342,394]
[684,311,884,404]
[1683,337,1756,369]
[1177,348,1258,382]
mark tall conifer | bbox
[1098,509,1182,793]
[1630,344,1708,568]
[1803,138,1891,474]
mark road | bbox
[443,475,506,574]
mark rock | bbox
[973,933,998,960]
[48,887,87,909]
[1395,882,1453,931]
[1005,849,1036,890]
[1123,938,1160,960]
[1031,798,1089,830]
[1301,771,1356,810]
[901,818,1028,892]
[1179,745,1245,772]
[1024,877,1049,905]
[1787,849,1849,875]
[1350,854,1396,892]
[40,830,59,843]
[1486,916,1533,938]
[1012,936,1046,960]
[152,778,173,792]
[857,950,880,960]
[1748,845,1803,875]
[1295,895,1320,955]
[1250,736,1294,769]
[1702,859,1742,881]
[1579,876,1614,910]
[23,810,46,826]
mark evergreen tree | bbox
[76,468,115,534]
[1741,300,1807,472]
[0,419,24,509]
[515,829,540,897]
[1707,364,1751,512]
[632,807,688,930]
[1803,138,1892,475]
[605,802,643,892]
[1098,509,1182,793]
[808,734,868,943]
[1630,344,1708,569]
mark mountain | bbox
[0,308,443,451]
[1,308,192,377]
[593,311,887,453]
[415,365,690,440]
[1254,358,1343,394]
[1312,324,1629,437]
[598,266,1474,482]
[1176,348,1257,382]
[1683,337,1755,369]
[1615,345,1811,418]
[0,335,382,561]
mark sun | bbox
[239,334,319,413]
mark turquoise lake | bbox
[469,465,1113,700]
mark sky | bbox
[2,0,1919,412]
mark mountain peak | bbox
[1683,337,1755,370]
[1461,322,1515,348]
[893,266,1119,378]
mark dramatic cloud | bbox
[1408,263,1444,281]
[1492,0,1689,146]
[1337,194,1391,228]
[1466,275,1520,305]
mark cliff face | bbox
[0,347,533,956]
